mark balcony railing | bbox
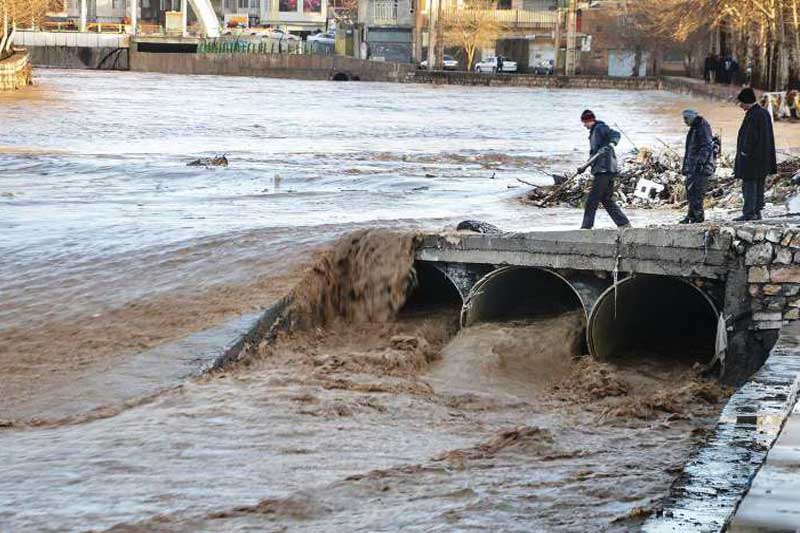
[435,8,558,29]
[366,0,413,26]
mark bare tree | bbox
[441,0,504,71]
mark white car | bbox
[307,31,335,45]
[261,28,301,41]
[419,55,459,70]
[474,56,517,73]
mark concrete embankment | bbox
[129,46,416,82]
[0,52,33,91]
[413,70,665,90]
[14,31,129,70]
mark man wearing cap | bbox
[734,87,777,221]
[680,109,716,224]
[578,110,631,230]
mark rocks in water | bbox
[456,220,501,233]
[187,154,229,167]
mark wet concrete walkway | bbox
[730,323,800,531]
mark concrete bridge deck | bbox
[412,223,800,385]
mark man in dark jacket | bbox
[734,88,777,221]
[680,109,716,224]
[578,110,631,229]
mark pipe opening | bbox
[332,72,350,81]
[588,275,718,365]
[402,262,463,314]
[462,267,585,327]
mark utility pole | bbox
[80,0,87,32]
[565,0,577,76]
[181,0,188,36]
[553,6,561,75]
[130,0,138,35]
[413,0,423,63]
[426,0,437,70]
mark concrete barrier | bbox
[0,52,33,91]
[26,46,129,70]
[414,70,665,90]
[129,47,417,82]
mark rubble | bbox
[524,147,800,212]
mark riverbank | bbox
[0,52,32,91]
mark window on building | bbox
[304,0,322,12]
[497,0,512,9]
[225,0,237,8]
[280,0,297,10]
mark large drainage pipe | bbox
[587,275,718,364]
[461,266,596,327]
[404,261,464,312]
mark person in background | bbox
[496,55,504,73]
[734,88,777,221]
[680,109,716,224]
[704,55,714,83]
[715,55,726,85]
[577,110,631,230]
[730,57,740,85]
[788,90,799,120]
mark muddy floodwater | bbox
[0,71,769,530]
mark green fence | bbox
[197,39,333,56]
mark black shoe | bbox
[755,212,763,220]
[678,217,693,224]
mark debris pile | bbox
[524,148,800,211]
[187,154,229,167]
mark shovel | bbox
[536,151,604,207]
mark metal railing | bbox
[366,0,413,26]
[436,8,558,28]
[198,38,333,55]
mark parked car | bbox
[474,56,517,73]
[533,59,555,75]
[419,55,459,70]
[261,28,301,41]
[307,30,335,45]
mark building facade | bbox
[214,0,328,32]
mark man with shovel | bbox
[578,110,631,230]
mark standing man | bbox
[680,109,715,224]
[578,110,631,230]
[734,88,777,221]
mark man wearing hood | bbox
[680,109,716,224]
[578,110,631,229]
[734,88,777,221]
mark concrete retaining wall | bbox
[0,52,33,91]
[662,76,747,101]
[413,70,665,90]
[26,46,129,70]
[13,31,129,49]
[129,47,417,82]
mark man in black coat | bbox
[578,110,631,229]
[734,88,777,221]
[680,109,716,223]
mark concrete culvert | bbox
[403,262,463,313]
[332,72,350,81]
[587,275,718,365]
[462,266,585,327]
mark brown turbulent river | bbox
[0,71,779,530]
